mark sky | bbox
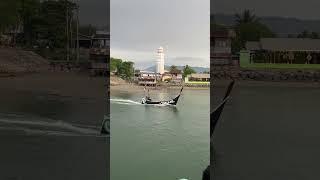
[78,0,109,27]
[110,0,210,69]
[212,0,320,20]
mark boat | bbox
[203,80,234,180]
[141,87,183,105]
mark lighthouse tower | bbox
[156,46,165,74]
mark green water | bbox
[212,81,320,180]
[111,88,209,180]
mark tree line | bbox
[213,9,320,54]
[110,57,135,80]
[231,9,275,53]
[289,30,320,39]
[169,65,197,78]
[111,57,198,80]
[0,0,96,48]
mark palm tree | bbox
[234,9,259,25]
[183,65,196,78]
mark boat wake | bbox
[0,117,104,137]
[110,98,174,107]
[110,98,142,105]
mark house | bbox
[135,70,159,86]
[162,69,183,83]
[77,34,92,48]
[245,38,320,64]
[92,31,109,49]
[184,73,210,86]
[211,27,236,66]
[73,31,110,49]
[162,73,172,82]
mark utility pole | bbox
[66,0,70,62]
[76,2,80,64]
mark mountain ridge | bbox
[213,13,320,35]
[144,65,209,73]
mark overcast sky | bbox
[110,0,210,69]
[212,0,320,20]
[78,0,109,27]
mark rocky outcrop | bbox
[211,65,240,79]
[0,48,49,75]
[238,70,320,81]
[212,64,320,82]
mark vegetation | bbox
[232,9,275,53]
[0,1,22,32]
[0,0,77,47]
[235,10,259,25]
[182,65,196,78]
[296,30,319,39]
[0,0,99,61]
[169,65,181,74]
[110,57,122,72]
[111,57,134,80]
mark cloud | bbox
[212,0,320,20]
[169,57,209,67]
[111,0,209,67]
[78,0,109,27]
[111,47,209,69]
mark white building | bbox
[156,46,165,74]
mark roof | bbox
[246,41,261,51]
[93,31,110,40]
[140,70,155,74]
[260,38,320,51]
[188,73,210,79]
[76,34,92,41]
[212,28,236,38]
[93,34,109,40]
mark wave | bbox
[110,98,176,107]
[110,98,142,105]
[0,118,103,137]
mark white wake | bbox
[110,98,142,105]
[110,98,175,107]
[0,118,104,137]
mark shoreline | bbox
[214,79,320,87]
[110,83,209,93]
[111,79,320,93]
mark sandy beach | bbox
[110,83,209,95]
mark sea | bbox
[212,81,320,180]
[111,88,210,180]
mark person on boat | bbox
[145,89,151,101]
[142,86,183,105]
[142,87,152,103]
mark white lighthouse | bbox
[156,46,165,74]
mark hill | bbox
[213,13,320,36]
[144,65,209,73]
